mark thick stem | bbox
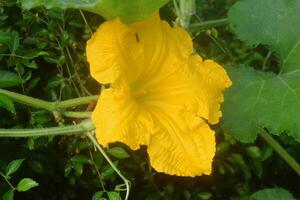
[86,132,130,200]
[0,119,94,137]
[56,95,98,109]
[189,18,229,32]
[0,88,98,112]
[62,111,92,118]
[259,129,300,176]
[0,88,55,111]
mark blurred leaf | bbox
[0,32,10,44]
[0,31,19,53]
[0,70,22,88]
[24,50,49,58]
[22,60,38,69]
[20,0,169,23]
[92,191,104,200]
[73,162,83,177]
[197,192,212,200]
[70,155,91,164]
[28,160,44,174]
[75,141,90,150]
[9,31,19,54]
[0,93,15,113]
[17,178,39,192]
[6,158,24,176]
[2,190,14,200]
[64,162,72,177]
[102,161,118,178]
[145,193,161,200]
[222,66,300,142]
[246,146,261,159]
[46,75,63,88]
[26,77,41,93]
[107,191,121,200]
[250,188,295,200]
[251,160,263,178]
[260,145,273,161]
[229,153,251,180]
[228,0,300,73]
[27,138,35,150]
[107,147,130,159]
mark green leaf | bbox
[107,191,121,200]
[73,163,83,177]
[22,60,38,69]
[0,32,10,44]
[246,146,261,159]
[28,160,44,174]
[107,147,130,159]
[70,155,91,164]
[6,159,24,176]
[250,188,295,200]
[17,178,39,192]
[9,31,19,54]
[2,189,14,200]
[92,191,104,200]
[222,66,300,142]
[0,71,22,88]
[102,161,118,178]
[228,0,300,73]
[20,0,169,23]
[0,93,15,113]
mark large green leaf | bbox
[250,188,295,200]
[222,0,300,142]
[228,0,300,73]
[20,0,169,23]
[222,66,300,142]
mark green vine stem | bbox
[189,18,229,32]
[55,96,98,109]
[173,0,195,28]
[0,88,98,112]
[62,111,92,118]
[0,119,94,137]
[0,171,15,190]
[86,132,130,200]
[259,129,300,176]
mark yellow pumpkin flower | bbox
[86,13,231,177]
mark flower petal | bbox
[143,54,231,125]
[147,108,215,176]
[86,13,193,85]
[92,88,153,150]
[86,17,140,84]
[189,56,232,124]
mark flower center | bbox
[132,89,147,98]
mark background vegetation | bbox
[0,0,299,199]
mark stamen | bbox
[133,89,147,97]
